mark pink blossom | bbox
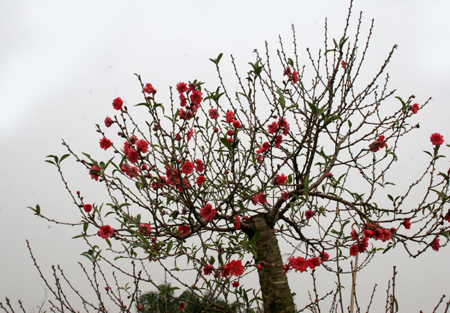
[136,139,149,153]
[432,238,440,251]
[190,90,203,106]
[292,71,299,84]
[267,121,278,134]
[126,148,139,164]
[187,129,194,142]
[104,116,113,127]
[203,265,213,275]
[98,225,114,239]
[139,224,152,235]
[143,83,156,94]
[112,97,123,110]
[99,137,112,150]
[275,173,288,186]
[89,165,100,181]
[305,210,314,219]
[200,203,216,221]
[226,111,234,123]
[178,225,190,236]
[182,161,194,175]
[430,133,444,146]
[83,204,92,213]
[234,215,241,230]
[341,60,346,69]
[289,256,308,272]
[176,82,188,94]
[233,120,242,128]
[227,260,244,276]
[208,108,219,119]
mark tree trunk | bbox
[248,214,296,313]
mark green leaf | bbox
[209,53,223,65]
[220,137,232,150]
[247,231,260,246]
[307,102,319,116]
[287,58,294,67]
[59,154,70,163]
[166,240,173,254]
[277,90,286,110]
[83,222,89,233]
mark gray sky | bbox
[1,1,450,311]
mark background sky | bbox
[1,1,450,312]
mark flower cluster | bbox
[252,193,267,205]
[176,82,203,120]
[139,223,152,235]
[283,67,299,84]
[349,223,393,256]
[369,135,386,152]
[285,251,329,275]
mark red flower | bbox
[432,238,440,251]
[182,161,194,175]
[289,256,308,272]
[320,251,330,261]
[197,176,205,187]
[350,229,358,241]
[341,60,346,69]
[112,97,123,110]
[233,120,242,129]
[105,286,109,291]
[200,203,216,221]
[139,223,152,235]
[99,137,112,150]
[325,173,333,178]
[190,90,203,106]
[126,148,139,164]
[403,219,411,229]
[307,257,321,269]
[178,225,190,236]
[350,244,359,256]
[121,163,139,178]
[143,83,156,94]
[363,229,373,238]
[411,103,419,114]
[179,94,186,107]
[178,302,186,311]
[187,129,194,142]
[283,67,291,76]
[228,260,244,277]
[369,135,387,152]
[232,281,239,288]
[292,71,299,84]
[275,173,288,186]
[267,121,278,134]
[281,192,289,201]
[228,130,235,136]
[176,82,187,94]
[234,215,241,230]
[195,159,204,172]
[104,116,113,127]
[83,204,92,213]
[136,139,149,153]
[97,225,114,239]
[209,108,219,119]
[138,305,143,311]
[203,265,213,275]
[221,264,231,277]
[89,165,100,181]
[226,111,234,123]
[305,210,315,219]
[275,135,283,148]
[430,133,444,146]
[188,83,196,91]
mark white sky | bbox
[1,1,450,311]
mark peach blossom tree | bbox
[21,5,450,313]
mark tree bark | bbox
[247,214,296,313]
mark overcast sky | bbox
[1,1,450,311]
